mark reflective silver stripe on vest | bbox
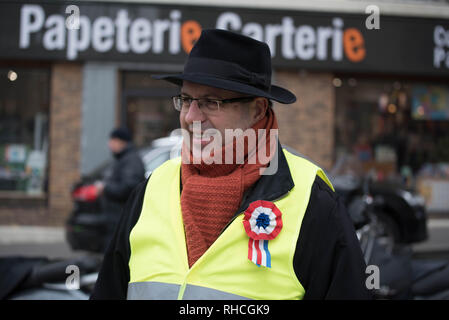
[182,284,251,300]
[127,282,180,300]
[127,282,251,300]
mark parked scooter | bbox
[353,177,449,300]
[66,181,109,253]
[0,255,100,300]
[331,154,428,250]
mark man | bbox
[96,127,145,250]
[91,29,372,300]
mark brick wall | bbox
[273,70,335,171]
[47,63,82,225]
[0,198,49,225]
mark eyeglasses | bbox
[172,95,255,113]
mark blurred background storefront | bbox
[334,75,449,214]
[0,0,448,226]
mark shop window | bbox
[0,67,49,196]
[122,72,179,148]
[334,77,449,186]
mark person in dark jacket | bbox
[95,127,145,250]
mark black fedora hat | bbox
[152,29,296,104]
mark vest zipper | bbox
[177,281,187,300]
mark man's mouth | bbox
[191,131,214,147]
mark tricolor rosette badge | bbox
[243,200,283,268]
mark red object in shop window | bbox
[377,171,385,181]
[72,184,99,202]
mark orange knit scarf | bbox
[180,108,278,267]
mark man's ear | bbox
[252,97,269,123]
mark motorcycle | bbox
[66,181,110,253]
[353,176,449,300]
[330,153,428,251]
[0,255,100,300]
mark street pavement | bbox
[412,219,449,260]
[0,225,87,259]
[1,219,449,260]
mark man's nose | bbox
[184,100,206,124]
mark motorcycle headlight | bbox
[401,190,426,207]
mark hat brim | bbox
[151,73,296,104]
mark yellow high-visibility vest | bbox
[127,148,333,300]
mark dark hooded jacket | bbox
[101,144,146,218]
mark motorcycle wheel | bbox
[374,211,401,254]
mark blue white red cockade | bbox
[243,200,283,268]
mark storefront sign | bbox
[434,25,449,69]
[0,1,448,75]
